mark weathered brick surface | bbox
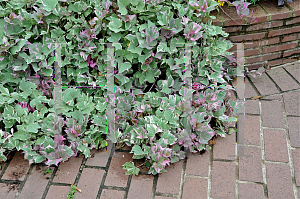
[238,183,265,199]
[286,16,300,25]
[245,100,259,114]
[213,133,236,160]
[18,165,52,199]
[45,185,71,199]
[291,149,300,186]
[286,117,300,148]
[156,160,183,195]
[85,141,113,167]
[267,58,298,67]
[265,163,295,199]
[268,26,300,37]
[212,0,299,66]
[260,0,293,20]
[245,77,260,99]
[155,196,177,199]
[127,174,154,199]
[0,183,19,199]
[230,33,265,43]
[244,115,261,146]
[261,101,285,128]
[74,168,105,199]
[104,152,132,187]
[182,177,207,199]
[1,151,30,181]
[239,146,263,183]
[100,189,125,199]
[246,52,281,64]
[244,38,280,49]
[266,67,300,91]
[223,26,242,33]
[283,62,300,82]
[185,149,210,177]
[262,42,297,54]
[232,49,261,57]
[264,129,289,162]
[211,161,236,198]
[282,34,297,43]
[52,155,84,184]
[246,21,283,31]
[283,91,300,116]
[286,0,300,17]
[249,73,280,96]
[283,48,300,57]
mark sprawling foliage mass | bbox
[0,0,269,175]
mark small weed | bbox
[44,168,52,175]
[67,184,77,199]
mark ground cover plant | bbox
[0,0,270,175]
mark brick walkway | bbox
[0,61,299,199]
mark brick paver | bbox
[239,146,263,183]
[211,161,236,198]
[74,168,105,199]
[245,100,260,114]
[265,163,295,199]
[85,140,113,167]
[127,174,154,199]
[287,117,300,148]
[100,189,125,199]
[238,183,265,199]
[1,151,31,181]
[182,177,207,199]
[284,63,300,83]
[249,73,280,96]
[213,132,236,160]
[52,155,84,184]
[18,165,52,199]
[292,149,300,186]
[283,91,300,116]
[104,151,133,187]
[264,129,289,162]
[45,185,71,199]
[156,160,183,196]
[244,115,261,146]
[266,67,300,91]
[261,101,285,128]
[185,150,210,177]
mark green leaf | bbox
[69,2,83,13]
[118,0,130,15]
[146,124,156,138]
[161,131,176,145]
[13,131,31,140]
[228,128,236,135]
[130,145,144,155]
[27,123,40,133]
[107,32,122,43]
[36,136,46,145]
[119,62,132,73]
[72,110,84,123]
[122,161,140,176]
[107,16,123,33]
[10,39,27,55]
[63,88,81,103]
[35,155,46,163]
[0,86,9,96]
[41,0,59,12]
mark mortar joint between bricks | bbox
[284,4,295,18]
[258,3,271,21]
